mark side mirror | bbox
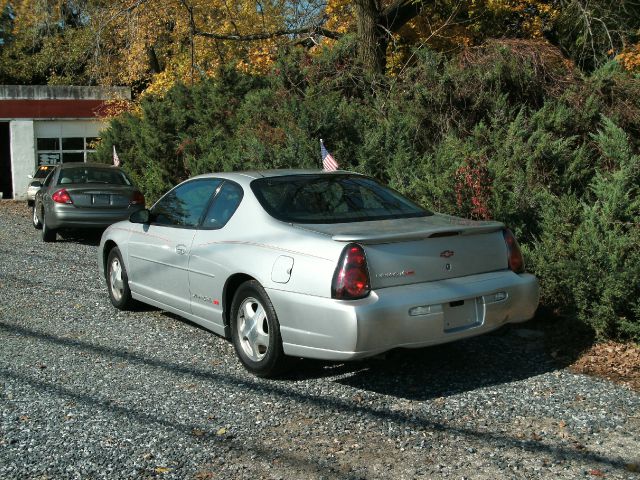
[29,181,42,188]
[27,174,33,179]
[130,209,151,224]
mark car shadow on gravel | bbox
[115,306,579,404]
[55,230,104,246]
[287,324,556,401]
[157,310,559,400]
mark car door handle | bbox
[175,244,187,255]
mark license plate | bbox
[443,298,482,332]
[93,194,110,206]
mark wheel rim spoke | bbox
[237,297,270,361]
[109,258,123,301]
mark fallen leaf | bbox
[588,469,605,477]
[626,463,640,473]
[154,467,171,474]
[216,427,227,436]
[192,428,206,437]
[18,415,30,422]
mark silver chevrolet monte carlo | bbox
[98,170,539,377]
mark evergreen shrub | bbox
[95,39,640,341]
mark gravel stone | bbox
[0,201,639,479]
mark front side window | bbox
[251,174,431,224]
[152,179,222,228]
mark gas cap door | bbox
[271,256,294,284]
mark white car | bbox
[98,170,539,377]
[26,164,55,206]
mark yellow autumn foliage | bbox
[88,0,290,93]
[616,44,640,72]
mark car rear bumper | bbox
[268,270,539,361]
[47,204,144,229]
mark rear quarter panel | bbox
[201,193,344,298]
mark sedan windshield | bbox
[57,167,132,186]
[251,174,431,223]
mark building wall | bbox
[10,121,35,200]
[9,119,106,199]
[0,84,131,201]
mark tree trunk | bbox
[354,0,387,74]
[147,46,162,74]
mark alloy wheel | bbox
[109,256,124,302]
[236,297,270,361]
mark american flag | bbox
[321,139,338,172]
[112,145,121,167]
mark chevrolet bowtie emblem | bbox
[440,250,455,258]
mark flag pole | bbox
[319,138,323,170]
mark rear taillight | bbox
[52,188,73,204]
[332,243,371,300]
[503,228,525,273]
[130,191,145,205]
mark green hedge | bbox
[95,39,640,342]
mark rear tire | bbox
[230,280,289,377]
[41,211,56,242]
[32,206,42,229]
[106,247,134,310]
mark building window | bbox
[37,136,99,165]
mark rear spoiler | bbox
[331,224,504,244]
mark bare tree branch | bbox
[192,25,341,42]
[381,0,428,33]
[177,0,339,44]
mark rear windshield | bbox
[56,167,132,186]
[251,174,431,224]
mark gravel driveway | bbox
[1,201,638,479]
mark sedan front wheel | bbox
[230,280,288,377]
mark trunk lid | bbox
[65,185,135,209]
[295,214,508,288]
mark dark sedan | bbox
[33,163,145,242]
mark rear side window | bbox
[251,174,431,224]
[43,170,55,187]
[57,167,132,186]
[201,181,243,229]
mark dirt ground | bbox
[569,342,640,391]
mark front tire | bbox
[106,247,134,309]
[230,280,288,377]
[32,206,42,229]
[41,211,56,242]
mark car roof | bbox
[57,162,121,170]
[193,169,359,181]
